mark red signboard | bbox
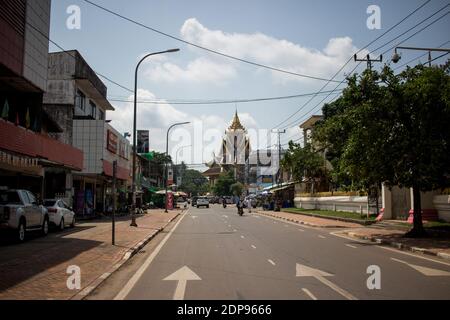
[167,192,174,210]
[107,130,118,154]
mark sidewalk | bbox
[0,209,181,300]
[257,209,450,260]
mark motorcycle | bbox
[237,202,244,216]
[223,203,227,209]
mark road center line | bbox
[346,244,357,249]
[318,235,326,239]
[241,235,245,239]
[302,288,318,300]
[251,245,257,249]
[268,259,276,266]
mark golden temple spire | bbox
[229,110,245,130]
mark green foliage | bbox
[281,141,327,184]
[230,182,244,197]
[179,169,209,197]
[314,62,450,236]
[213,171,236,196]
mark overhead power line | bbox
[379,10,450,58]
[82,0,346,83]
[108,89,343,105]
[269,0,433,130]
[25,20,135,93]
[393,40,450,71]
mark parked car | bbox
[196,197,210,209]
[0,189,50,242]
[44,199,76,231]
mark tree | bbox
[315,62,450,237]
[179,169,209,196]
[281,141,327,195]
[213,171,236,196]
[230,182,244,197]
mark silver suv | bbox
[196,197,210,209]
[0,189,50,242]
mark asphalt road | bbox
[99,205,450,300]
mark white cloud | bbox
[145,57,236,85]
[179,18,361,84]
[143,18,362,86]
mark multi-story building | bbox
[43,50,130,216]
[0,0,84,201]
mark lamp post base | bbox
[129,206,138,227]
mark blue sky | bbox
[49,0,450,164]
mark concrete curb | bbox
[281,209,376,226]
[71,212,182,300]
[256,211,349,228]
[343,231,450,261]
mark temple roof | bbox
[228,111,245,131]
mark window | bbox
[89,100,97,119]
[27,191,36,205]
[76,90,85,111]
[98,109,105,120]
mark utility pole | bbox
[112,160,117,245]
[271,129,286,186]
[354,54,383,70]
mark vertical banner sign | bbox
[137,130,149,154]
[168,167,174,185]
[167,192,174,210]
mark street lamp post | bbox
[131,49,180,227]
[175,145,191,189]
[165,122,190,213]
[175,145,192,166]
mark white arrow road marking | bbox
[296,263,357,300]
[163,266,201,300]
[114,210,188,300]
[391,258,450,276]
[302,288,318,300]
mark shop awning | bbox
[271,185,292,192]
[263,181,296,192]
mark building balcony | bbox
[0,119,83,170]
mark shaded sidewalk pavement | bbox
[257,209,450,260]
[0,210,181,300]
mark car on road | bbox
[0,189,50,242]
[44,199,76,231]
[196,197,210,209]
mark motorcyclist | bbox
[222,196,227,208]
[236,195,244,216]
